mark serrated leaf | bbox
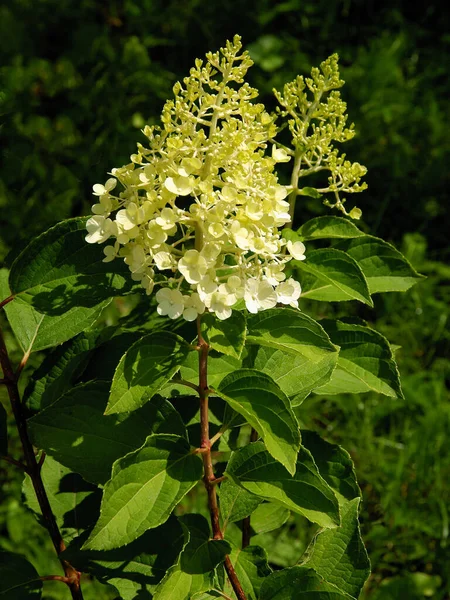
[246,308,338,395]
[62,516,185,600]
[28,381,186,484]
[217,370,301,475]
[0,269,108,353]
[0,551,42,599]
[251,503,290,535]
[225,544,272,600]
[295,248,373,306]
[259,566,352,599]
[23,456,101,542]
[0,402,7,455]
[297,217,365,241]
[84,434,202,550]
[300,498,370,599]
[8,218,135,313]
[202,312,246,359]
[220,479,262,531]
[23,333,95,411]
[315,320,403,398]
[227,443,340,529]
[335,235,423,293]
[107,331,191,414]
[301,431,360,504]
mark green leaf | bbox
[153,569,214,600]
[300,499,370,599]
[315,320,403,398]
[246,308,338,396]
[107,331,191,414]
[153,514,229,600]
[0,551,42,599]
[300,431,360,504]
[0,402,7,455]
[295,248,373,306]
[8,218,135,314]
[179,514,231,574]
[335,235,424,293]
[84,434,202,550]
[0,269,107,353]
[23,333,94,411]
[259,566,351,599]
[169,352,242,395]
[219,479,262,531]
[217,370,301,475]
[202,311,246,359]
[226,545,272,600]
[298,187,323,199]
[251,503,290,535]
[23,456,101,542]
[62,516,185,600]
[297,217,365,241]
[243,345,324,406]
[227,442,340,529]
[80,331,143,382]
[28,381,187,484]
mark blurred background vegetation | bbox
[1,0,449,598]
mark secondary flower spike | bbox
[85,36,304,320]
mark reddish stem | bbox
[0,326,84,600]
[196,317,247,600]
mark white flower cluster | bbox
[85,36,305,321]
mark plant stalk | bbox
[0,325,84,600]
[196,317,247,600]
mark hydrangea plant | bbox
[0,36,422,600]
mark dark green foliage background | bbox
[1,1,449,598]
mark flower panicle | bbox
[85,38,366,321]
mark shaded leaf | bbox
[23,332,95,411]
[0,402,7,455]
[179,514,231,574]
[153,514,228,600]
[0,551,42,599]
[107,331,191,414]
[28,381,186,484]
[8,218,135,314]
[217,370,301,475]
[301,431,360,503]
[84,434,202,550]
[23,456,101,542]
[227,443,340,529]
[63,516,184,600]
[0,268,107,353]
